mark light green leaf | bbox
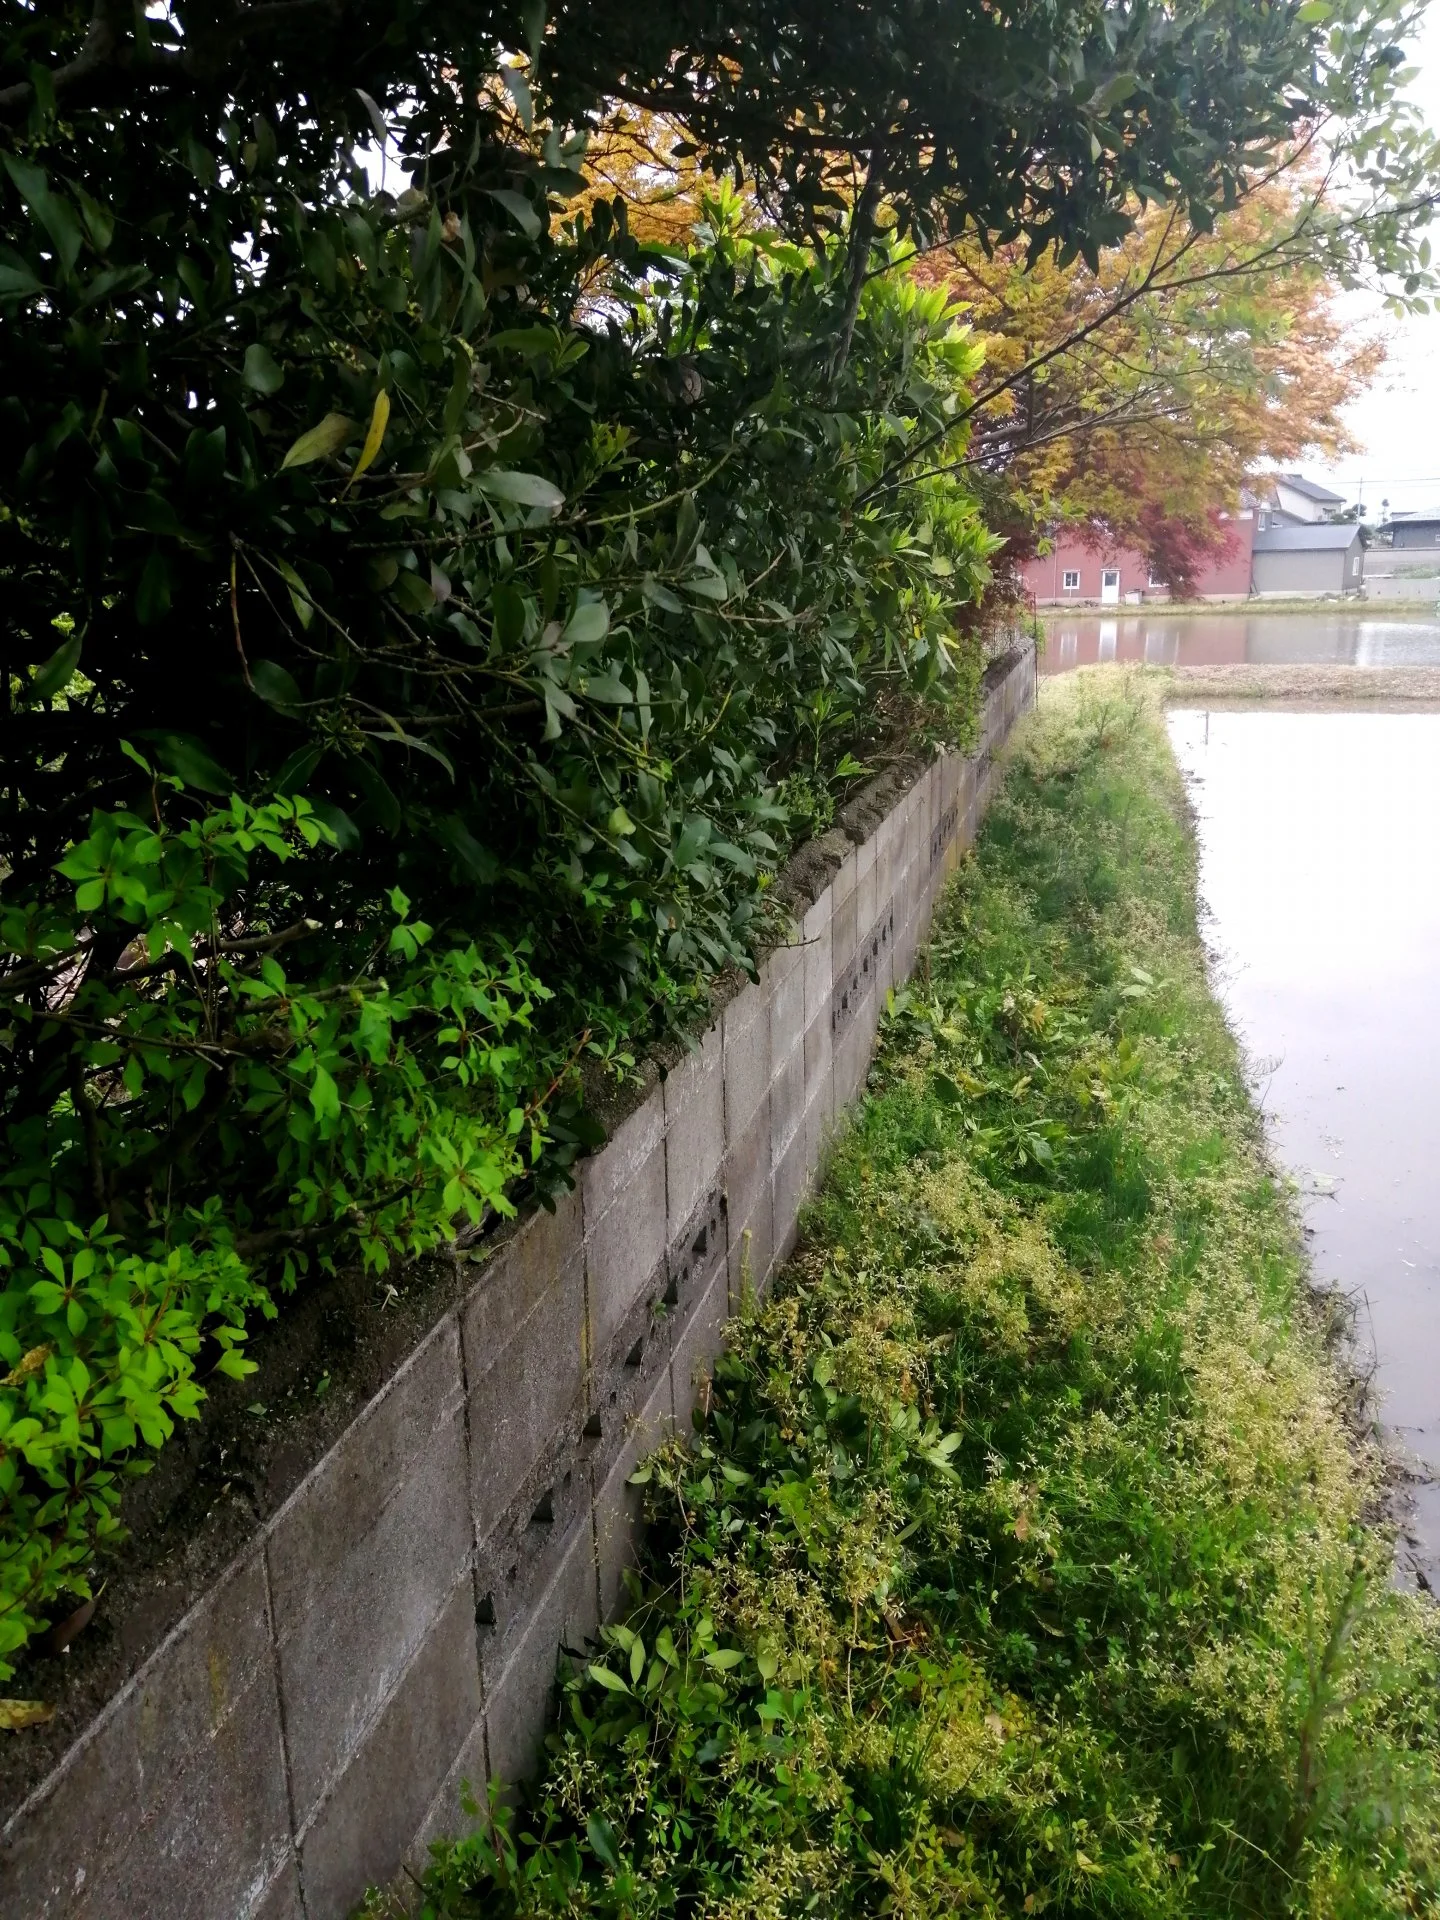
[475,468,564,511]
[309,1063,341,1124]
[564,601,610,646]
[29,633,81,703]
[501,66,534,130]
[581,671,631,704]
[587,1662,630,1694]
[345,389,391,489]
[281,412,357,471]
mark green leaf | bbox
[2,155,81,274]
[564,601,610,646]
[0,262,43,300]
[281,412,357,471]
[673,815,713,870]
[29,633,81,702]
[485,188,541,239]
[500,66,534,131]
[587,1662,630,1694]
[141,731,232,795]
[136,550,171,625]
[250,659,303,710]
[1091,73,1138,112]
[684,572,729,602]
[586,1815,621,1872]
[475,469,564,511]
[642,575,684,614]
[581,671,631,704]
[242,343,285,395]
[345,390,391,488]
[309,1063,341,1124]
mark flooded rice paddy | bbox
[1167,702,1440,1590]
[1042,608,1440,673]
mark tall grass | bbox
[373,672,1440,1918]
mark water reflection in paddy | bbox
[1043,610,1440,673]
[1168,706,1440,1591]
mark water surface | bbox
[1043,610,1440,674]
[1168,707,1440,1590]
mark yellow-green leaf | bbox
[0,1699,55,1731]
[346,390,391,490]
[281,412,357,471]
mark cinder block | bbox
[771,1124,810,1269]
[769,1031,806,1171]
[252,1859,305,1920]
[942,751,961,818]
[297,1581,481,1920]
[591,1365,675,1621]
[723,1095,773,1301]
[831,881,858,989]
[804,1011,835,1157]
[2,1551,292,1920]
[670,1258,731,1435]
[0,1673,142,1916]
[268,1316,472,1820]
[834,996,875,1110]
[766,940,805,1073]
[663,1024,724,1252]
[802,892,833,1036]
[803,998,833,1132]
[666,1186,724,1320]
[855,833,877,938]
[483,1517,600,1791]
[721,978,770,1143]
[876,809,902,913]
[583,1092,667,1366]
[892,906,919,988]
[462,1194,587,1546]
[407,1710,488,1872]
[474,1437,598,1681]
[461,1187,583,1380]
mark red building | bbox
[1019,511,1257,604]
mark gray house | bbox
[1268,473,1347,524]
[1388,509,1440,551]
[1250,521,1364,597]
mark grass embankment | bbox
[380,676,1440,1919]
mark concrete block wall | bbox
[0,646,1035,1920]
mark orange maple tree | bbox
[912,177,1383,589]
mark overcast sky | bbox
[1309,0,1440,517]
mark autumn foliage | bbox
[918,178,1384,590]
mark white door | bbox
[1100,568,1121,605]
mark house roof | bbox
[1252,523,1361,553]
[1276,473,1346,505]
[1389,507,1440,525]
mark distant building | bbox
[1250,521,1364,597]
[1020,472,1378,603]
[1019,513,1256,605]
[1266,473,1347,525]
[1388,509,1440,551]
